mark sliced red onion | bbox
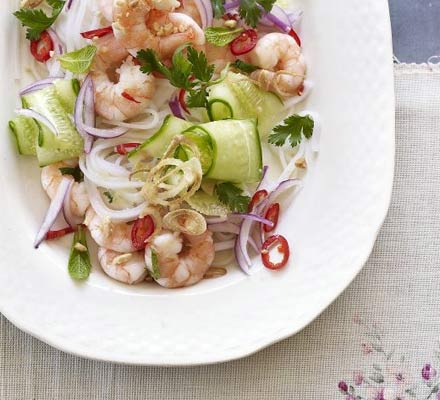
[20,78,57,96]
[234,237,251,274]
[83,77,95,152]
[231,212,274,227]
[15,109,59,136]
[257,178,301,213]
[62,180,83,227]
[256,165,269,191]
[206,215,228,224]
[224,0,239,10]
[192,0,208,28]
[260,5,291,27]
[34,177,71,248]
[214,240,235,252]
[202,0,213,26]
[82,125,128,139]
[208,222,240,234]
[262,8,290,32]
[169,96,185,119]
[74,75,95,152]
[66,0,74,10]
[48,28,65,55]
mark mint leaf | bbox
[68,225,92,281]
[204,27,243,47]
[215,182,250,213]
[59,45,97,74]
[268,114,314,147]
[14,0,65,40]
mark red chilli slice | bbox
[46,227,75,241]
[131,216,155,250]
[288,27,301,47]
[115,143,141,155]
[248,189,268,211]
[263,203,280,233]
[30,31,54,63]
[230,29,258,56]
[121,91,141,104]
[261,234,290,270]
[80,26,113,39]
[178,89,190,114]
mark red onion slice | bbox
[82,125,128,138]
[66,0,74,10]
[260,5,291,27]
[169,96,185,119]
[231,212,274,227]
[62,180,84,227]
[15,108,59,136]
[74,75,95,152]
[48,28,65,55]
[224,0,239,10]
[202,0,213,26]
[192,0,208,28]
[20,78,57,96]
[214,240,235,252]
[208,222,240,234]
[34,177,71,248]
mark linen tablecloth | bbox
[1,64,440,399]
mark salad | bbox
[10,0,319,288]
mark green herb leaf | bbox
[187,47,215,82]
[211,0,225,18]
[68,225,92,281]
[103,191,114,204]
[150,248,161,279]
[59,166,84,182]
[204,27,244,47]
[59,45,97,74]
[268,114,314,147]
[258,0,276,12]
[14,0,65,40]
[215,182,250,213]
[231,59,259,73]
[239,0,276,27]
[138,46,216,108]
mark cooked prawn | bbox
[176,0,202,27]
[98,0,113,22]
[85,208,136,253]
[246,32,306,98]
[92,33,130,72]
[41,162,90,220]
[92,55,155,121]
[113,0,205,59]
[205,43,236,73]
[145,229,214,288]
[98,247,148,284]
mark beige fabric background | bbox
[1,64,440,399]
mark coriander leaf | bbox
[187,87,208,108]
[137,49,171,79]
[170,48,194,89]
[268,114,314,147]
[68,225,92,281]
[238,0,261,28]
[14,0,65,40]
[232,59,259,73]
[150,248,161,279]
[187,47,215,82]
[211,0,225,19]
[258,0,276,12]
[215,182,250,213]
[59,45,97,74]
[103,191,114,204]
[59,166,84,182]
[204,27,243,47]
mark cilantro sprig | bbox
[231,59,259,73]
[215,182,250,213]
[14,0,66,40]
[137,46,215,108]
[211,0,276,28]
[268,114,314,148]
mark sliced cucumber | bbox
[202,119,262,183]
[128,115,193,163]
[207,72,284,136]
[8,115,39,156]
[181,126,214,174]
[54,79,80,114]
[186,190,230,216]
[22,85,83,167]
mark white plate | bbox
[0,0,394,365]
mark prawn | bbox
[145,229,215,288]
[92,55,155,121]
[176,0,202,27]
[98,0,114,22]
[245,32,306,98]
[85,208,136,253]
[113,0,205,59]
[98,248,148,284]
[41,162,90,221]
